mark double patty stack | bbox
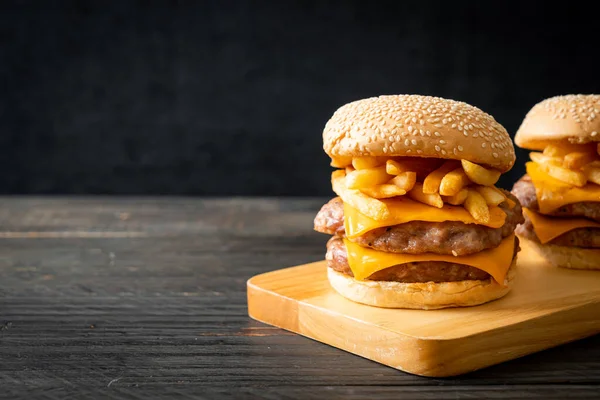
[512,95,600,270]
[314,95,524,309]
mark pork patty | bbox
[326,236,519,282]
[511,175,600,222]
[314,191,523,256]
[516,211,600,248]
[313,197,346,236]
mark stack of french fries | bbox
[331,157,508,224]
[529,142,600,187]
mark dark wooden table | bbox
[1,197,599,398]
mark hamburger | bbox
[313,95,523,309]
[512,94,600,270]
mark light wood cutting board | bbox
[247,240,600,377]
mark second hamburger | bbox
[314,95,523,309]
[512,94,600,270]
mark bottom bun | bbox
[327,259,517,310]
[520,237,600,270]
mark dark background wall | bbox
[2,1,600,195]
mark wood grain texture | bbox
[0,197,599,398]
[248,247,600,376]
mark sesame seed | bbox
[411,139,417,145]
[439,140,446,144]
[493,152,498,158]
[323,95,513,161]
[481,143,486,148]
[441,149,447,155]
[435,145,441,151]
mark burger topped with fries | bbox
[314,95,523,309]
[512,94,600,270]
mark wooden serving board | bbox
[247,240,600,377]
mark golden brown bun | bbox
[323,95,515,172]
[519,237,600,270]
[515,94,600,150]
[327,260,517,310]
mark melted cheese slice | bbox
[523,208,600,244]
[344,234,515,285]
[526,162,600,214]
[344,197,506,239]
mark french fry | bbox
[423,161,459,194]
[390,171,416,192]
[386,159,410,175]
[563,151,598,170]
[330,156,352,168]
[461,159,501,186]
[543,145,565,157]
[386,158,440,179]
[332,169,346,180]
[352,156,387,170]
[537,162,587,187]
[331,171,391,220]
[345,166,391,189]
[408,183,444,208]
[442,188,468,206]
[529,152,562,166]
[464,189,490,223]
[360,184,406,199]
[474,185,506,206]
[345,166,355,174]
[439,168,471,196]
[584,166,600,186]
[544,144,578,157]
[543,142,595,157]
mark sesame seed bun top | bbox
[323,95,515,172]
[515,94,600,150]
